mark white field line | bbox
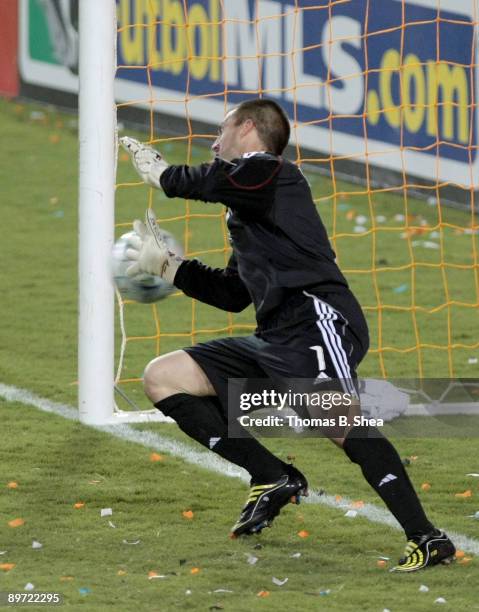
[1,382,478,556]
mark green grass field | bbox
[1,98,478,610]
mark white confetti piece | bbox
[290,552,301,558]
[427,196,437,206]
[378,556,390,561]
[246,554,258,565]
[355,215,368,225]
[419,584,429,593]
[375,215,387,223]
[272,577,289,586]
[353,225,367,233]
[0,551,8,556]
[185,590,192,596]
[468,358,478,365]
[435,597,447,604]
[108,521,116,529]
[32,540,43,549]
[214,589,234,593]
[466,473,479,477]
[394,213,405,221]
[122,539,140,545]
[101,508,113,517]
[24,583,35,591]
[148,574,167,580]
[30,111,46,121]
[429,231,440,238]
[344,510,357,518]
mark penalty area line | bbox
[1,382,478,556]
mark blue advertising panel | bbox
[20,0,479,187]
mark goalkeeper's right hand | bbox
[125,209,183,284]
[120,136,168,188]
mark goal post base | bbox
[109,408,174,424]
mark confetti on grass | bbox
[272,577,288,586]
[246,554,258,565]
[182,510,194,520]
[297,530,309,538]
[7,481,18,489]
[455,490,472,498]
[0,563,16,572]
[8,518,24,528]
[150,453,164,462]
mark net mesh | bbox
[114,0,479,393]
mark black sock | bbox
[156,393,287,483]
[343,426,434,539]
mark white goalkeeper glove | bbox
[120,136,168,188]
[125,209,183,284]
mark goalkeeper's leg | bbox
[143,349,290,483]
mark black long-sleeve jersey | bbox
[160,152,350,327]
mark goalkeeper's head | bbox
[212,98,290,161]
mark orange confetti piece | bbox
[297,530,310,538]
[376,560,387,568]
[182,510,194,520]
[150,452,164,462]
[148,571,159,579]
[120,152,130,162]
[455,550,465,559]
[351,500,364,508]
[8,518,24,528]
[409,455,418,461]
[74,502,85,509]
[458,556,473,565]
[257,590,270,598]
[421,483,431,491]
[49,134,60,144]
[346,210,356,220]
[335,495,342,503]
[190,567,200,575]
[0,563,16,572]
[7,481,18,489]
[455,490,472,498]
[60,576,74,582]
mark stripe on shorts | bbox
[303,291,357,396]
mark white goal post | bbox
[78,0,168,425]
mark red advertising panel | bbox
[0,0,19,97]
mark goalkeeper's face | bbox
[212,110,243,161]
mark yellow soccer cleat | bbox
[230,465,308,538]
[392,529,456,572]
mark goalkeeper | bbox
[120,99,454,572]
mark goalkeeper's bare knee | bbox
[143,349,215,403]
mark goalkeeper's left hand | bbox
[120,136,168,188]
[125,209,183,283]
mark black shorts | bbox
[184,289,369,415]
